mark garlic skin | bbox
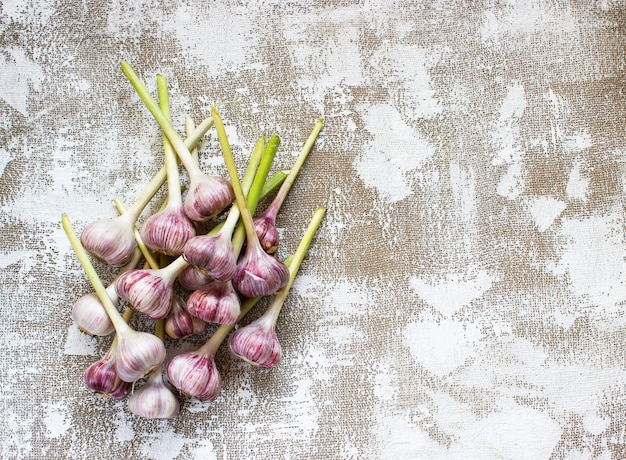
[140,205,196,256]
[84,351,131,400]
[166,351,221,402]
[115,329,166,382]
[182,231,236,281]
[233,244,290,298]
[114,269,174,320]
[165,297,206,339]
[186,280,241,325]
[80,214,136,267]
[228,316,281,368]
[253,214,279,254]
[127,370,179,419]
[184,175,234,223]
[178,264,213,290]
[71,284,117,336]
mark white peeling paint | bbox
[403,319,483,376]
[550,213,626,306]
[527,196,567,232]
[409,270,497,317]
[43,402,71,439]
[0,47,44,117]
[353,103,434,203]
[566,162,590,201]
[63,324,99,356]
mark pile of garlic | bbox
[62,62,325,419]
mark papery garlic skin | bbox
[253,214,279,254]
[114,269,174,320]
[84,352,131,400]
[178,265,213,290]
[165,297,206,339]
[127,371,179,419]
[182,232,236,281]
[115,329,166,382]
[233,245,290,298]
[80,215,136,267]
[187,280,241,325]
[184,175,234,223]
[166,351,221,402]
[140,205,196,256]
[72,287,116,336]
[228,316,282,368]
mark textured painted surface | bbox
[1,1,625,459]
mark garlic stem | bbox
[247,136,280,213]
[121,63,202,177]
[211,106,258,248]
[155,319,165,342]
[262,170,289,199]
[185,117,200,166]
[220,137,265,237]
[266,207,326,323]
[264,120,323,221]
[157,75,184,209]
[231,137,280,257]
[113,198,160,270]
[62,214,131,333]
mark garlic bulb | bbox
[72,288,116,336]
[166,351,222,402]
[127,370,179,419]
[165,296,206,339]
[80,214,137,267]
[115,328,167,383]
[186,280,241,325]
[182,230,236,281]
[83,348,131,400]
[140,205,196,256]
[228,315,281,368]
[233,243,290,298]
[114,257,188,320]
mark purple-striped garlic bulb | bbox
[178,264,213,291]
[166,350,221,402]
[83,347,131,400]
[228,314,281,368]
[115,328,167,383]
[165,297,206,339]
[186,280,241,325]
[127,369,179,419]
[182,230,236,281]
[114,257,188,320]
[233,241,289,298]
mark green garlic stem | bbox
[185,117,200,166]
[211,106,258,247]
[221,137,265,236]
[122,306,135,323]
[247,136,280,213]
[230,139,279,257]
[113,198,160,270]
[155,319,165,342]
[157,75,183,207]
[263,170,289,199]
[265,120,323,220]
[266,207,326,323]
[121,63,202,177]
[61,214,130,333]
